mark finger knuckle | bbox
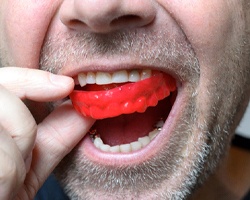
[0,149,26,190]
[0,152,18,182]
[17,170,41,200]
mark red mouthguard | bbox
[70,72,176,119]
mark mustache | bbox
[39,29,200,80]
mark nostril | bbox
[59,0,156,33]
[68,19,87,29]
[111,15,143,27]
[66,15,145,32]
[65,15,150,32]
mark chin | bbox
[42,30,249,200]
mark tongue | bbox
[93,97,172,146]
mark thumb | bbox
[19,101,95,198]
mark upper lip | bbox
[58,63,185,85]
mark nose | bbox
[59,0,156,33]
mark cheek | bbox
[1,0,61,68]
[158,0,238,62]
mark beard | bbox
[38,27,250,199]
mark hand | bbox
[0,67,95,200]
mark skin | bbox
[0,0,250,199]
[192,146,250,200]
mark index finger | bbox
[0,67,74,101]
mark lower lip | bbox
[77,89,185,167]
[80,132,169,166]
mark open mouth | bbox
[70,69,177,155]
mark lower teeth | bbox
[91,119,164,153]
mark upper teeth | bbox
[78,69,152,87]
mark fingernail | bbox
[49,74,73,88]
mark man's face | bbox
[1,0,250,199]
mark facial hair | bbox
[39,28,250,199]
